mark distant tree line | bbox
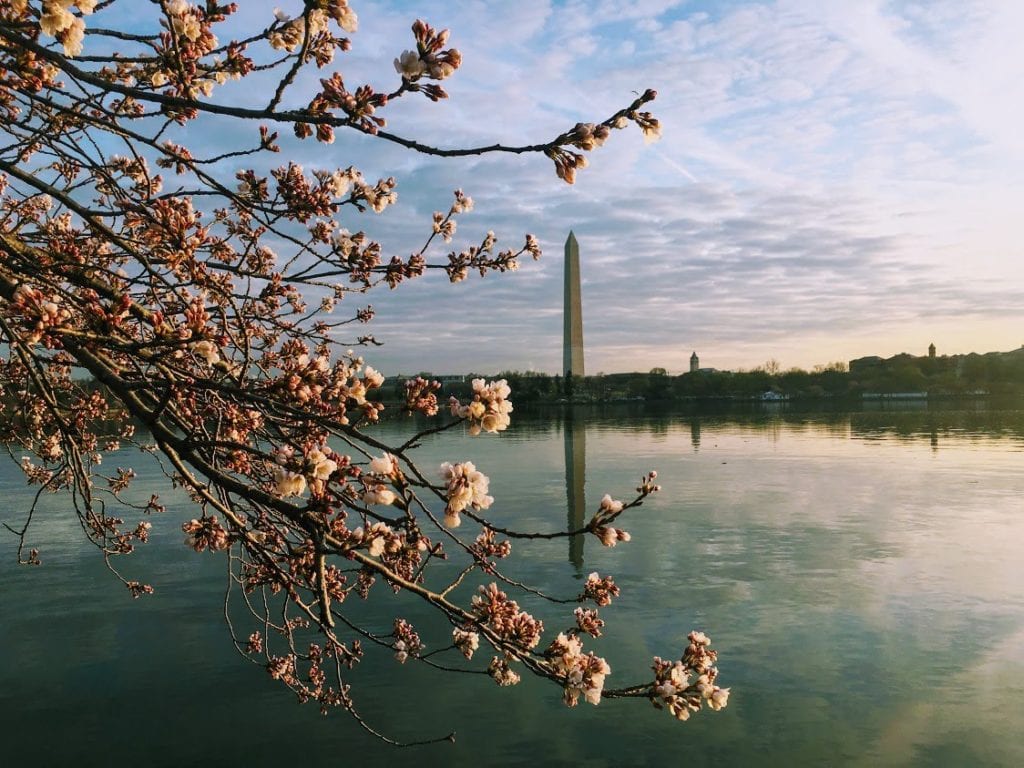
[94,349,1016,411]
[380,348,1024,404]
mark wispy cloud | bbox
[193,1,1024,373]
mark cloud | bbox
[359,171,1024,373]
[84,0,1024,374]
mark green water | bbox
[1,404,1023,766]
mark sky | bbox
[228,2,1024,374]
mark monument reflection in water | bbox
[561,231,586,567]
[564,411,586,569]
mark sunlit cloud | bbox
[204,1,1024,373]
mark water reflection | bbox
[512,400,1024,449]
[3,404,1024,766]
[564,410,586,569]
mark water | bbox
[1,404,1023,766]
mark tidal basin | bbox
[1,403,1022,766]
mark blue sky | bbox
[233,2,1024,374]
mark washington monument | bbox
[563,231,584,379]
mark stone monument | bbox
[563,231,584,379]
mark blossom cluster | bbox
[546,147,589,185]
[161,0,224,97]
[18,456,53,487]
[472,583,544,654]
[635,110,662,144]
[38,433,63,462]
[574,607,605,638]
[451,188,473,214]
[271,444,339,498]
[38,0,96,57]
[431,211,457,242]
[369,453,398,478]
[444,233,527,282]
[469,527,512,568]
[311,73,389,138]
[581,572,620,607]
[547,90,661,184]
[544,632,611,707]
[217,405,264,450]
[448,378,513,435]
[166,1,206,47]
[125,580,155,598]
[590,493,631,547]
[649,631,729,721]
[568,122,610,151]
[270,162,397,220]
[350,522,403,559]
[585,471,661,545]
[392,618,423,664]
[273,468,307,498]
[487,655,521,687]
[439,460,493,527]
[10,284,72,345]
[140,1,239,101]
[359,453,402,507]
[182,515,230,552]
[267,346,385,424]
[270,2,357,54]
[402,376,440,416]
[452,627,480,660]
[306,447,339,492]
[636,470,662,495]
[260,636,362,716]
[393,20,462,100]
[192,339,221,366]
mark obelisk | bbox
[563,231,584,379]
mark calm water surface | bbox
[1,405,1022,766]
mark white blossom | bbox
[362,484,396,507]
[394,50,426,79]
[709,687,730,711]
[192,340,220,365]
[273,468,307,497]
[369,453,396,476]
[440,461,493,527]
[307,448,337,481]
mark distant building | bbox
[690,351,699,373]
[929,343,936,358]
[849,355,883,373]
